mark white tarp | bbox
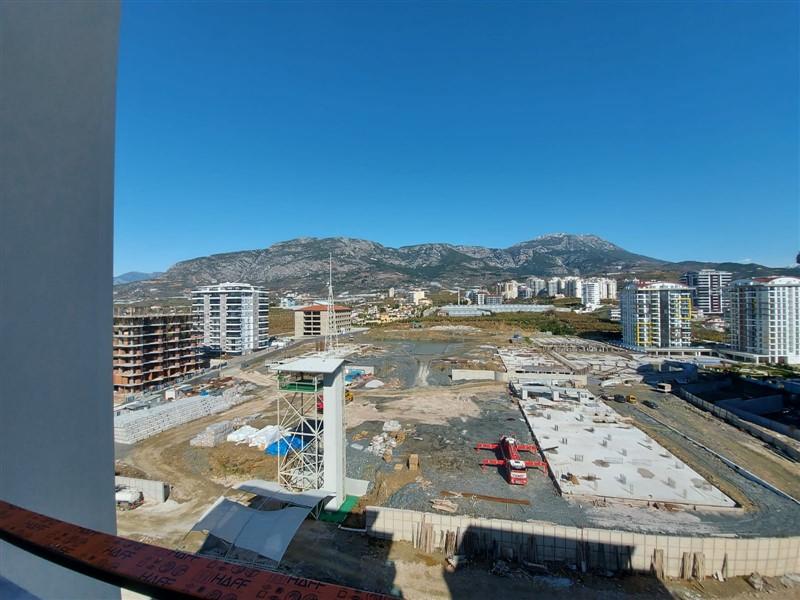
[247,425,282,449]
[227,425,259,443]
[234,480,333,508]
[191,498,310,562]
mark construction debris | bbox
[408,454,419,471]
[440,490,530,506]
[430,498,458,513]
[746,572,765,591]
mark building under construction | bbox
[112,308,206,398]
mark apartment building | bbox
[581,281,601,308]
[501,280,519,301]
[546,277,562,297]
[620,281,693,349]
[563,277,583,298]
[192,283,269,355]
[596,277,618,300]
[726,276,800,364]
[407,289,427,305]
[526,277,547,297]
[294,304,353,338]
[113,308,205,396]
[682,269,732,315]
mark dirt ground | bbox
[115,390,280,548]
[114,330,800,598]
[278,520,800,600]
[347,381,502,428]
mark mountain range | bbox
[113,234,795,301]
[113,271,163,285]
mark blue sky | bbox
[114,1,799,274]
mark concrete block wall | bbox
[366,507,800,578]
[115,476,168,503]
[451,369,497,382]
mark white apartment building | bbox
[546,277,562,297]
[526,277,547,297]
[726,276,800,364]
[620,281,693,349]
[192,283,269,355]
[596,277,618,300]
[581,281,601,309]
[562,277,583,298]
[501,280,519,301]
[407,289,427,305]
[682,269,732,315]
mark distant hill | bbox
[113,234,796,301]
[113,271,162,285]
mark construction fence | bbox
[365,506,800,578]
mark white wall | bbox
[0,2,120,598]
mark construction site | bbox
[113,324,800,599]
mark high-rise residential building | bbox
[620,281,693,349]
[501,280,519,300]
[581,281,601,308]
[113,308,205,397]
[563,277,583,298]
[192,283,269,355]
[407,289,427,305]
[682,269,732,315]
[546,277,562,297]
[294,304,353,338]
[726,276,800,364]
[526,277,547,297]
[597,277,618,300]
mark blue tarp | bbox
[265,435,303,456]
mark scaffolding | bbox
[276,370,323,492]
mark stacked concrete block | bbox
[190,420,236,447]
[114,390,247,444]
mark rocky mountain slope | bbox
[113,234,794,301]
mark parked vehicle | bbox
[656,382,672,393]
[643,400,659,409]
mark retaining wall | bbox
[115,476,168,503]
[451,369,500,382]
[676,389,800,461]
[366,506,800,578]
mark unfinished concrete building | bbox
[113,308,205,398]
[293,304,352,338]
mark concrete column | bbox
[0,1,120,598]
[322,368,346,508]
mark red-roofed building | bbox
[294,303,353,338]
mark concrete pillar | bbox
[323,367,346,508]
[0,1,120,597]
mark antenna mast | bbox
[325,253,337,354]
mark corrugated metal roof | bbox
[274,356,346,374]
